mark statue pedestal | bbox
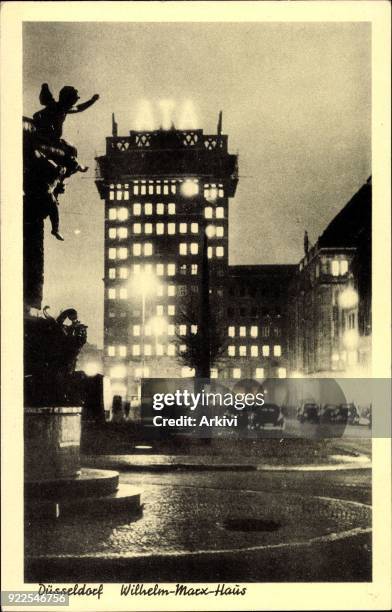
[25,407,81,480]
[25,407,142,520]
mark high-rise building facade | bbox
[95,118,238,400]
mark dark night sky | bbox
[23,22,371,347]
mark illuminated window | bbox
[262,345,270,357]
[144,344,152,356]
[116,190,123,201]
[119,288,127,299]
[107,346,115,357]
[168,203,176,215]
[278,367,286,379]
[156,223,164,235]
[108,268,115,279]
[239,346,247,357]
[205,207,213,219]
[167,324,175,336]
[123,191,129,201]
[108,208,116,220]
[133,183,139,195]
[262,326,270,338]
[168,305,175,316]
[133,325,140,336]
[144,324,151,336]
[340,259,348,275]
[133,244,141,256]
[110,364,126,379]
[273,345,282,357]
[118,227,128,239]
[191,264,198,275]
[211,368,218,379]
[179,243,187,255]
[119,267,128,279]
[181,366,195,377]
[250,346,259,357]
[179,344,186,353]
[216,207,224,219]
[191,324,198,334]
[190,243,198,255]
[228,326,235,337]
[109,191,115,201]
[232,368,241,379]
[144,243,153,256]
[145,263,153,274]
[145,203,153,215]
[228,345,235,357]
[331,260,339,276]
[168,223,176,235]
[207,246,213,259]
[168,285,176,296]
[167,344,176,356]
[255,368,264,378]
[157,285,164,297]
[167,264,176,276]
[216,246,224,258]
[240,326,246,337]
[179,325,187,335]
[145,223,153,235]
[119,345,127,357]
[179,223,187,234]
[118,208,128,221]
[157,203,164,215]
[216,226,224,238]
[156,305,164,316]
[133,264,141,274]
[191,223,198,234]
[132,345,140,356]
[118,247,128,260]
[250,326,258,338]
[133,223,141,234]
[108,248,116,260]
[108,227,116,239]
[156,263,164,276]
[133,203,141,216]
[156,344,164,356]
[205,186,218,202]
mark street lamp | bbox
[148,315,168,369]
[129,270,161,395]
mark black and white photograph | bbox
[1,1,391,610]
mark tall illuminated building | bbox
[95,114,238,400]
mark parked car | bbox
[297,401,320,424]
[252,403,285,431]
[340,403,360,425]
[319,404,348,424]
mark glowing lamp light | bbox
[290,371,303,379]
[130,270,160,297]
[110,364,127,379]
[342,329,359,350]
[148,316,167,336]
[338,287,359,309]
[180,180,199,198]
[205,225,216,239]
[85,362,99,377]
[205,187,218,202]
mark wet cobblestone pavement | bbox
[26,484,371,559]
